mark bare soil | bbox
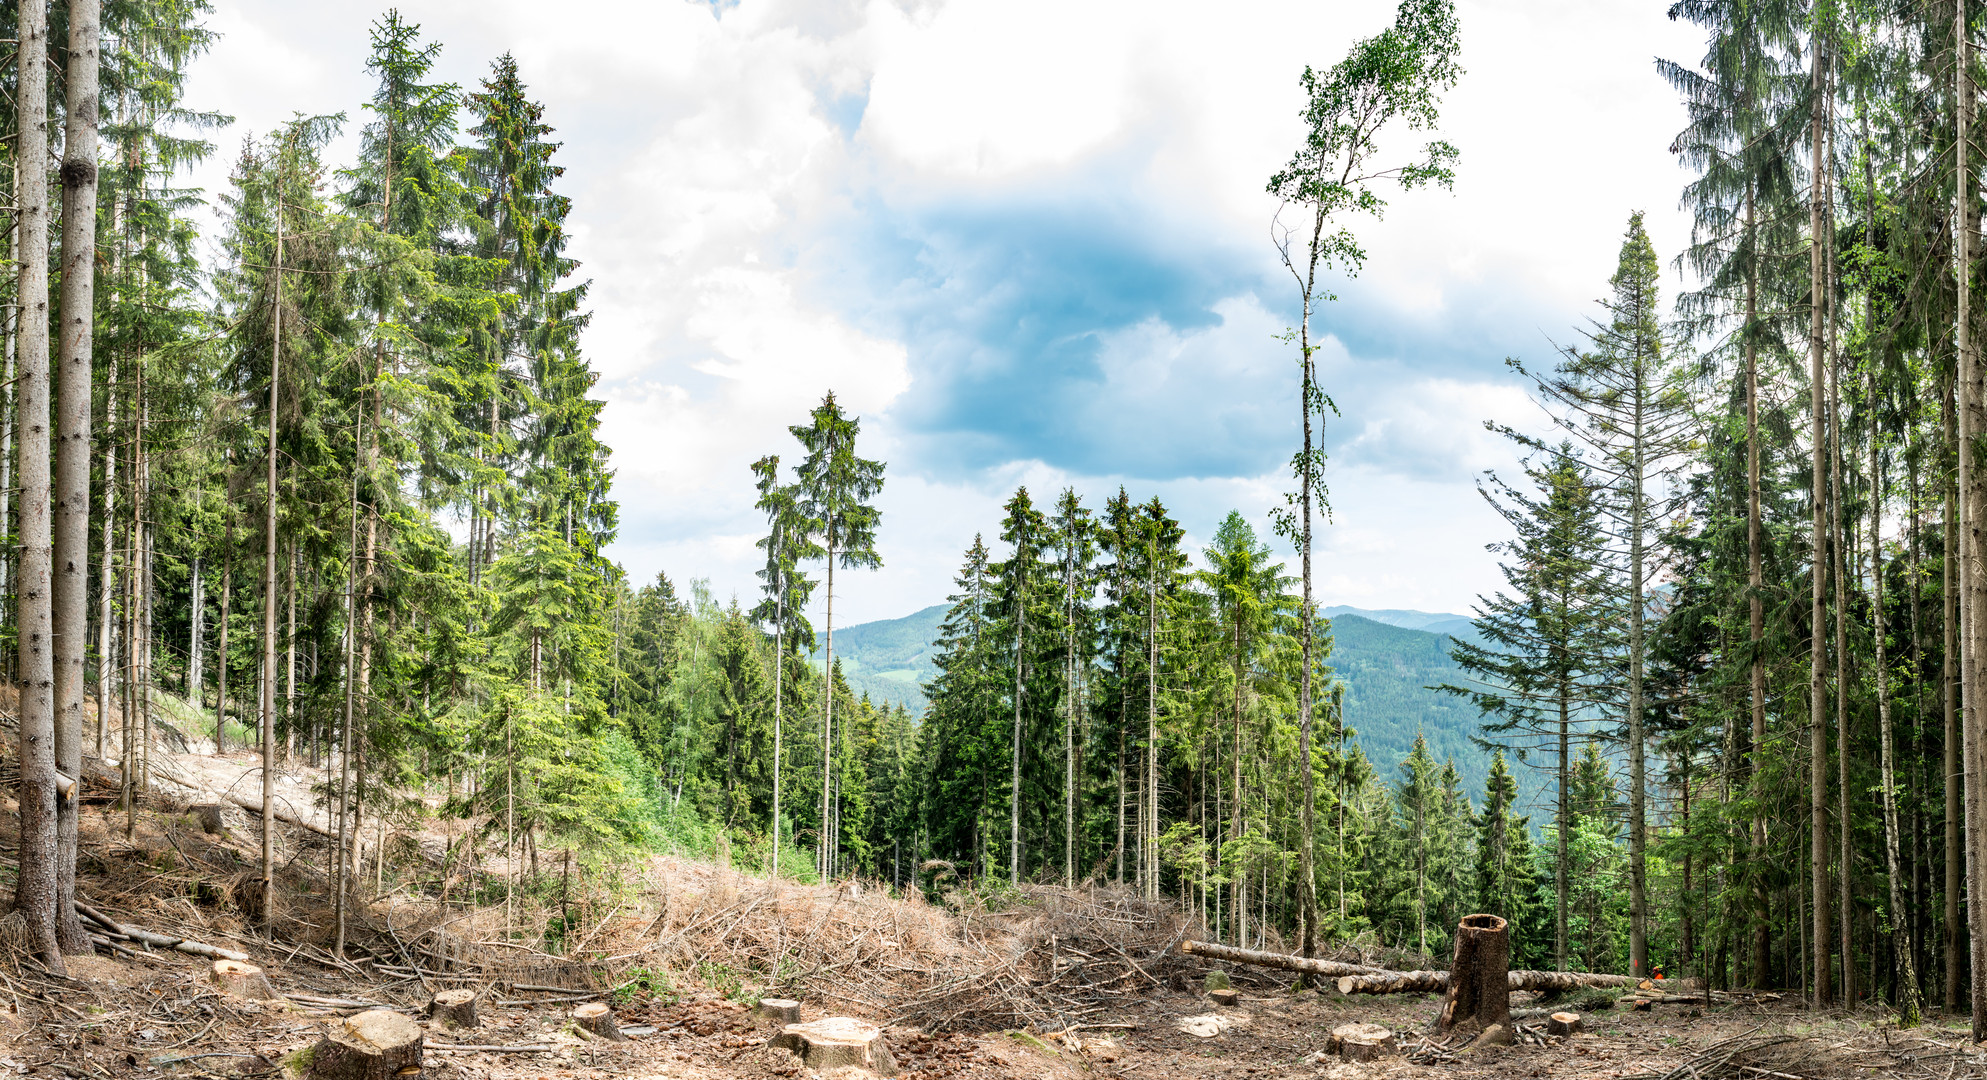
[3,726,1982,1080]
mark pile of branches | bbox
[892,885,1197,1031]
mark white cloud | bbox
[181,0,1714,625]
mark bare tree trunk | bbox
[52,0,98,957]
[821,549,835,879]
[260,193,283,938]
[12,0,62,971]
[1956,1,1987,1034]
[1871,361,1923,1023]
[1804,34,1830,995]
[216,515,230,755]
[1947,374,1964,1009]
[1010,569,1024,883]
[1831,291,1853,1006]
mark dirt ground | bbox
[13,954,1987,1080]
[6,721,1984,1080]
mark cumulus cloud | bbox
[181,0,1710,622]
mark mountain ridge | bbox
[811,603,1536,815]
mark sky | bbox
[181,0,1710,627]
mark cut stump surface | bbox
[573,1002,625,1041]
[426,988,479,1029]
[210,959,280,1001]
[1546,1011,1582,1037]
[768,1017,899,1076]
[307,1009,423,1080]
[1208,988,1240,1007]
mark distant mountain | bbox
[808,604,947,711]
[818,603,1530,816]
[1322,604,1479,643]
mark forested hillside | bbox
[12,0,1987,1048]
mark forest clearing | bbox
[7,0,1987,1078]
[7,699,1984,1080]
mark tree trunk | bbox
[1335,969,1641,996]
[1180,939,1383,977]
[1440,914,1512,1033]
[260,189,282,938]
[1947,373,1964,1009]
[1806,25,1830,1001]
[52,0,100,958]
[308,1011,423,1080]
[12,0,62,973]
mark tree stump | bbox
[1546,1011,1582,1037]
[210,959,280,1000]
[1467,1022,1513,1050]
[1208,988,1240,1007]
[188,804,227,836]
[573,1002,625,1041]
[757,998,801,1025]
[1438,913,1511,1034]
[1327,1023,1396,1062]
[426,988,479,1029]
[306,1009,423,1080]
[768,1017,899,1076]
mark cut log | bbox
[1335,969,1643,996]
[769,1017,899,1076]
[1327,1023,1396,1062]
[426,988,479,1029]
[1439,913,1510,1033]
[1546,1012,1581,1037]
[757,998,801,1025]
[306,1009,424,1080]
[1334,970,1450,995]
[1181,940,1385,978]
[572,1002,625,1041]
[187,804,227,835]
[209,959,280,1000]
[74,900,251,962]
[1208,988,1240,1007]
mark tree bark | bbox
[1335,970,1641,996]
[1180,939,1384,977]
[261,172,283,938]
[1440,914,1512,1033]
[1806,21,1830,1001]
[51,0,99,959]
[13,0,62,974]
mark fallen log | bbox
[74,900,251,962]
[1335,969,1643,996]
[1179,940,1386,978]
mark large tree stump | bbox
[1439,914,1511,1034]
[426,988,479,1029]
[306,1010,423,1080]
[1327,1023,1397,1062]
[769,1017,899,1076]
[573,1002,625,1041]
[1546,1012,1582,1037]
[757,998,801,1025]
[210,959,280,1000]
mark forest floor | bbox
[0,716,1982,1080]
